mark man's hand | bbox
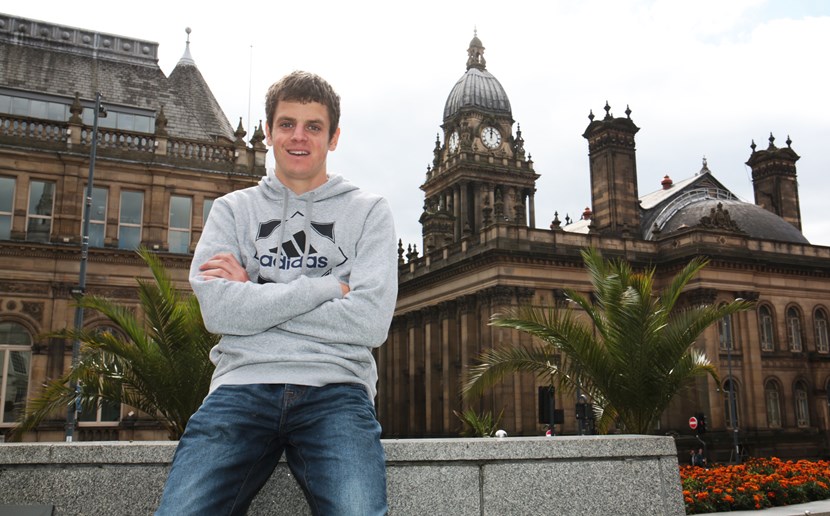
[340,282,350,297]
[199,253,249,282]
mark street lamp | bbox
[65,92,106,442]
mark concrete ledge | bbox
[0,435,684,515]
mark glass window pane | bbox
[203,199,214,225]
[0,176,14,212]
[0,215,10,240]
[29,100,47,119]
[89,223,105,248]
[168,231,190,254]
[134,115,151,133]
[101,400,120,421]
[91,187,107,222]
[0,322,32,345]
[0,94,10,113]
[120,191,143,224]
[118,226,141,250]
[28,181,54,217]
[3,350,31,423]
[10,97,27,116]
[169,196,191,229]
[47,102,67,121]
[116,113,134,131]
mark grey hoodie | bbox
[190,170,398,400]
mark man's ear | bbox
[264,122,273,146]
[328,127,341,151]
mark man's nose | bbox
[291,125,306,140]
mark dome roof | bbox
[660,199,809,244]
[443,34,512,121]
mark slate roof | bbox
[0,12,234,142]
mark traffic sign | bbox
[689,416,698,430]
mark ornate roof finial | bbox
[786,134,792,148]
[588,109,595,122]
[768,132,776,150]
[178,27,196,66]
[625,104,632,118]
[466,29,486,71]
[750,139,757,152]
[603,101,612,119]
[699,156,710,175]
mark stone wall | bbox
[0,435,684,515]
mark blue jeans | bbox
[156,383,387,516]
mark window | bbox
[26,180,55,243]
[718,313,734,351]
[0,92,68,122]
[759,305,775,352]
[787,307,803,352]
[723,379,740,430]
[83,107,153,133]
[118,191,143,250]
[0,322,32,424]
[816,309,829,354]
[79,327,121,424]
[765,380,781,428]
[0,176,13,240]
[83,187,108,248]
[203,198,214,227]
[795,381,810,428]
[168,195,192,254]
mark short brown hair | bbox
[265,71,341,140]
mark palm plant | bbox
[453,407,505,437]
[462,248,753,435]
[10,247,217,440]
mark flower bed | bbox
[681,457,830,514]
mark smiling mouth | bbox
[287,150,309,156]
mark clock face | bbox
[481,126,502,149]
[448,131,459,153]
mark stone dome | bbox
[443,34,512,121]
[660,198,809,244]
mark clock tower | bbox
[420,32,539,253]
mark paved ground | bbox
[699,498,830,515]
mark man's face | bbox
[265,100,340,193]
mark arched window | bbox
[764,380,782,428]
[794,381,810,428]
[787,307,803,352]
[0,321,33,424]
[815,309,829,354]
[718,313,734,351]
[723,378,741,430]
[759,305,775,352]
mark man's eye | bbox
[308,125,321,132]
[279,122,293,129]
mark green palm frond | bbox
[463,248,754,435]
[10,247,217,441]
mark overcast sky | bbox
[11,0,830,249]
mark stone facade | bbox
[381,34,830,462]
[0,13,265,441]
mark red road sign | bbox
[689,416,698,430]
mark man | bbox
[156,71,397,515]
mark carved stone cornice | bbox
[0,281,50,296]
[680,288,718,306]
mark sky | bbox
[9,0,830,249]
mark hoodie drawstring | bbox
[300,193,314,275]
[274,188,290,283]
